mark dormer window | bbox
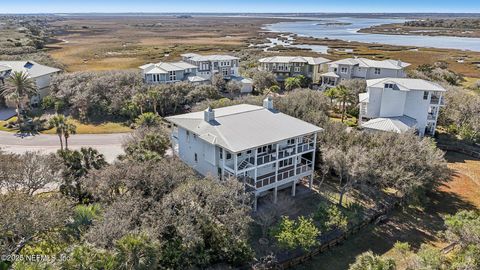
[340,67,348,74]
[385,83,395,89]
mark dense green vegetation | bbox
[405,18,480,29]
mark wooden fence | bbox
[257,198,400,270]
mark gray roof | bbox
[367,78,446,92]
[330,58,410,70]
[140,61,197,74]
[259,56,331,65]
[361,116,417,133]
[181,53,239,62]
[320,71,339,78]
[232,76,253,84]
[166,104,322,153]
[0,61,60,78]
[187,75,209,82]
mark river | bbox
[264,17,480,52]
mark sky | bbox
[1,0,479,14]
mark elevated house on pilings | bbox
[165,97,322,210]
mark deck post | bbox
[254,148,258,188]
[309,133,317,190]
[221,148,226,180]
[274,186,278,204]
[292,180,296,196]
[274,143,279,204]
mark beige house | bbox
[258,56,331,84]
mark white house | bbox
[321,58,410,88]
[181,53,240,80]
[139,61,207,84]
[0,61,60,108]
[359,78,446,136]
[258,56,331,84]
[166,98,322,209]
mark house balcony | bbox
[430,95,444,105]
[237,157,313,190]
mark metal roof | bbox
[187,75,209,82]
[259,56,331,65]
[166,104,322,153]
[367,78,446,92]
[182,53,239,62]
[320,71,339,78]
[361,116,417,133]
[140,61,197,74]
[0,61,60,78]
[329,58,410,70]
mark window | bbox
[237,153,242,157]
[194,153,198,163]
[246,150,252,154]
[222,68,228,76]
[169,71,176,81]
[294,67,301,72]
[423,91,429,100]
[287,138,295,145]
[193,134,197,141]
[226,152,232,160]
[374,68,381,75]
[385,83,394,89]
[340,67,348,74]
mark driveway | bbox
[0,131,129,162]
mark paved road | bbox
[0,131,129,162]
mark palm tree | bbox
[334,85,351,123]
[135,112,161,128]
[64,120,77,150]
[49,114,66,150]
[147,87,160,115]
[263,85,280,98]
[133,93,148,115]
[0,71,37,124]
[324,87,337,106]
[284,77,301,91]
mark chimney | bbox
[204,107,215,122]
[263,96,274,110]
[397,60,402,66]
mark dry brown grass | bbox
[46,16,281,71]
[298,151,480,270]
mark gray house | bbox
[258,56,331,83]
[181,53,240,80]
[139,61,206,84]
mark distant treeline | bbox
[404,18,480,29]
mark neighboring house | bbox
[359,78,446,136]
[166,98,322,209]
[139,61,207,84]
[321,57,410,88]
[0,61,60,108]
[232,76,254,93]
[181,53,240,80]
[258,56,331,84]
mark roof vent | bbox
[263,96,274,110]
[204,107,215,123]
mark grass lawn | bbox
[297,151,480,270]
[42,119,132,134]
[0,117,18,132]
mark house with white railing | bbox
[320,57,410,89]
[166,98,322,209]
[181,53,240,80]
[258,56,331,84]
[359,78,446,136]
[139,61,206,84]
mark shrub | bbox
[271,216,319,251]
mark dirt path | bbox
[298,151,480,270]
